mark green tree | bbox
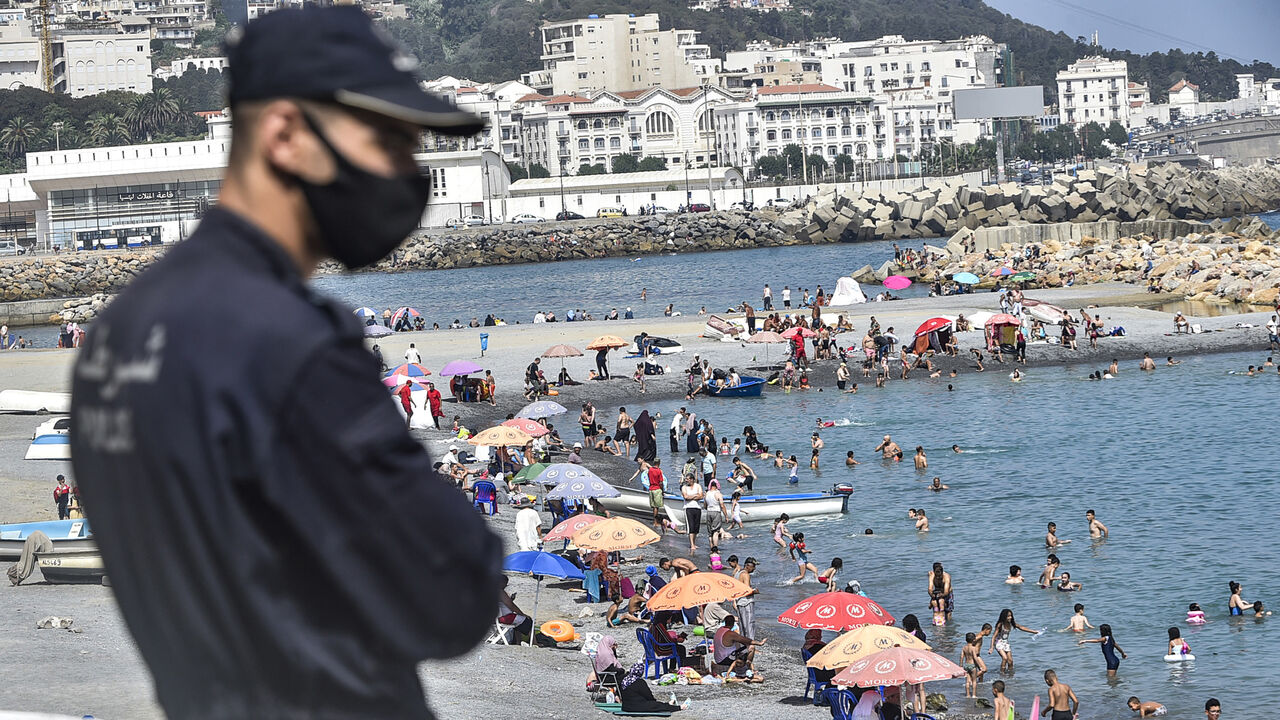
[528,163,551,178]
[85,112,131,146]
[805,153,828,179]
[610,153,640,173]
[781,143,804,175]
[831,153,856,177]
[127,88,182,141]
[1104,121,1128,146]
[577,163,606,175]
[506,161,528,181]
[754,154,787,178]
[637,156,667,171]
[0,117,39,157]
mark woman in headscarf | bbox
[684,411,699,454]
[802,630,837,684]
[632,410,657,462]
[589,635,683,713]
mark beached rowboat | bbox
[703,376,765,398]
[26,432,71,460]
[37,549,107,584]
[0,519,95,562]
[597,485,848,530]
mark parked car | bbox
[596,206,627,218]
[764,197,795,209]
[648,206,674,215]
[509,213,543,224]
[555,210,585,221]
[728,201,754,211]
[688,203,711,212]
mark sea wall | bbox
[783,163,1280,243]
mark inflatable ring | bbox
[1163,653,1195,662]
[547,389,560,396]
[541,620,575,643]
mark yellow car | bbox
[596,206,626,218]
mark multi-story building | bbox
[1056,56,1129,128]
[0,22,151,97]
[716,84,885,170]
[515,85,736,175]
[523,13,714,95]
[153,55,228,80]
[819,35,1005,96]
[419,77,538,164]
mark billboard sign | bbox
[953,86,1044,120]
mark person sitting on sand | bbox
[1175,312,1190,334]
[588,636,685,713]
[712,615,765,682]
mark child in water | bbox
[1127,697,1167,717]
[961,633,983,698]
[708,546,723,571]
[1038,554,1061,587]
[1056,571,1082,592]
[1167,627,1190,658]
[1005,565,1023,584]
[788,532,821,584]
[787,456,800,484]
[729,491,745,529]
[1186,603,1206,624]
[1063,603,1094,632]
[771,514,792,550]
[817,557,843,591]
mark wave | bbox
[828,418,876,427]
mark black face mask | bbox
[296,113,431,269]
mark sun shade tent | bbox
[984,313,1021,351]
[910,317,954,355]
[828,277,867,306]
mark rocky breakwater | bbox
[776,163,1280,244]
[0,251,159,324]
[338,210,799,273]
[920,214,1280,307]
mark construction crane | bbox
[37,0,54,92]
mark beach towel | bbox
[583,568,603,603]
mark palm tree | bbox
[123,94,148,140]
[0,117,40,158]
[86,112,131,146]
[134,88,182,140]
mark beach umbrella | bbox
[543,513,605,543]
[1010,271,1036,282]
[364,324,393,338]
[468,425,534,447]
[778,591,896,632]
[534,463,605,488]
[780,326,817,339]
[831,646,965,688]
[984,313,1020,326]
[806,625,930,670]
[545,475,620,501]
[502,418,550,437]
[503,550,585,633]
[952,272,980,285]
[571,516,659,552]
[746,330,787,364]
[989,267,1014,277]
[383,363,432,388]
[353,307,378,319]
[586,335,629,350]
[542,344,584,358]
[647,571,753,611]
[913,317,953,337]
[883,275,912,291]
[511,462,551,485]
[390,306,422,328]
[440,359,484,377]
[517,400,568,419]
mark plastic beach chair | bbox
[472,481,497,515]
[801,648,829,706]
[823,687,856,720]
[487,617,517,645]
[635,628,678,680]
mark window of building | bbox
[796,128,806,139]
[593,138,604,149]
[781,129,792,140]
[812,128,821,138]
[825,108,835,118]
[593,119,603,129]
[765,111,775,121]
[645,111,674,134]
[766,130,777,141]
[880,63,888,71]
[610,137,620,149]
[609,117,619,127]
[780,110,791,120]
[578,139,589,150]
[577,119,587,130]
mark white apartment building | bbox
[523,13,714,95]
[515,85,736,175]
[154,55,227,80]
[819,35,1005,97]
[716,84,888,170]
[0,24,150,96]
[1056,56,1129,128]
[420,77,538,164]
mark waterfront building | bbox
[1056,56,1130,128]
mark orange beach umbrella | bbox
[646,571,753,611]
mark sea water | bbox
[622,349,1277,718]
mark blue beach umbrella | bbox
[502,550,586,632]
[364,324,392,338]
[535,463,604,488]
[517,400,569,419]
[353,306,378,319]
[953,272,980,285]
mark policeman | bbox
[69,7,502,719]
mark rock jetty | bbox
[778,163,1280,243]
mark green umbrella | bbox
[512,462,551,485]
[1010,271,1036,282]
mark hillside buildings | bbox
[1056,56,1130,128]
[0,22,151,97]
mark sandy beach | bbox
[1,281,1275,719]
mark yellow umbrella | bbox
[647,571,752,611]
[467,425,534,447]
[586,335,629,350]
[806,624,931,670]
[572,516,660,552]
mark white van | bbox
[0,240,17,256]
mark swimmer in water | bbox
[1166,356,1180,366]
[1186,603,1206,624]
[1086,509,1109,539]
[1046,521,1070,548]
[951,444,963,454]
[845,451,860,467]
[1006,565,1024,584]
[1010,368,1023,381]
[1038,554,1061,587]
[915,508,929,532]
[1064,603,1094,632]
[929,477,949,492]
[874,435,901,460]
[1056,571,1082,592]
[914,446,928,470]
[1139,353,1156,371]
[1127,697,1167,718]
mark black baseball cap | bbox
[225,6,483,136]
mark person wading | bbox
[68,9,502,718]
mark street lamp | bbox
[683,152,690,208]
[52,121,63,151]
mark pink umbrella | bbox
[832,646,965,687]
[883,275,912,291]
[543,514,605,543]
[780,326,817,339]
[440,359,484,377]
[502,418,550,437]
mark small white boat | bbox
[0,520,94,562]
[702,315,742,341]
[37,549,107,584]
[26,433,70,460]
[0,390,71,414]
[597,485,848,530]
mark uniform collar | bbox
[198,207,308,291]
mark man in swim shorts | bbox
[1044,669,1079,720]
[875,435,901,459]
[1086,510,1109,539]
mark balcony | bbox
[555,129,569,138]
